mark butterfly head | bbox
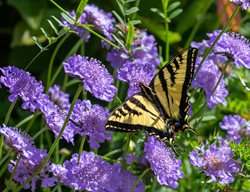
[166,119,188,143]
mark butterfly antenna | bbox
[170,143,180,157]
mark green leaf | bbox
[116,0,125,15]
[47,19,58,35]
[32,36,45,51]
[125,7,139,15]
[150,8,165,19]
[124,0,136,3]
[61,13,75,25]
[51,16,64,26]
[167,2,181,13]
[168,8,183,20]
[112,34,125,48]
[112,10,125,25]
[131,20,141,25]
[161,0,168,15]
[126,20,134,52]
[40,27,50,40]
[76,0,88,22]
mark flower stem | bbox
[194,4,241,78]
[78,136,86,164]
[15,85,82,192]
[130,168,150,192]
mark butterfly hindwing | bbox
[106,94,167,137]
[150,48,197,127]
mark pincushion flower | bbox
[71,99,111,148]
[144,136,184,188]
[0,66,44,112]
[192,56,228,108]
[189,140,240,184]
[106,30,159,96]
[62,4,115,41]
[230,0,250,10]
[37,94,76,143]
[63,55,117,102]
[51,152,144,191]
[220,115,250,143]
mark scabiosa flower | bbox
[189,140,240,184]
[48,84,70,113]
[106,30,159,96]
[62,4,115,41]
[220,115,250,143]
[63,54,117,102]
[0,126,34,158]
[51,152,144,191]
[230,0,250,10]
[37,94,76,143]
[192,56,228,108]
[144,136,184,188]
[0,66,44,112]
[71,99,111,148]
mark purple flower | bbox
[106,30,159,96]
[0,66,44,112]
[125,153,137,165]
[51,152,144,191]
[144,136,184,188]
[220,115,250,143]
[189,140,240,184]
[63,55,117,102]
[230,0,250,10]
[62,4,115,41]
[0,126,34,158]
[192,56,228,108]
[48,84,70,113]
[71,99,111,148]
[37,94,76,143]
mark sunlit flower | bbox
[63,55,117,102]
[189,140,240,184]
[0,66,44,112]
[144,136,184,188]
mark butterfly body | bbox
[106,48,198,142]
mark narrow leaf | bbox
[150,8,165,19]
[112,34,125,48]
[61,12,75,25]
[47,19,58,35]
[125,7,139,15]
[169,8,183,19]
[116,0,125,15]
[32,36,44,50]
[76,0,88,21]
[167,2,181,13]
[51,16,64,26]
[112,10,125,24]
[40,28,50,40]
[126,20,134,52]
[124,0,136,3]
[131,20,141,25]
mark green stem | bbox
[4,157,21,192]
[32,127,49,141]
[46,34,70,92]
[24,111,41,132]
[104,149,122,157]
[78,136,86,164]
[0,151,11,167]
[24,51,44,71]
[15,114,35,128]
[15,85,83,192]
[130,168,150,192]
[194,5,241,78]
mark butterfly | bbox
[106,48,198,143]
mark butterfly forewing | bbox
[106,94,167,136]
[150,48,197,123]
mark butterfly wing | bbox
[150,48,198,130]
[106,94,167,139]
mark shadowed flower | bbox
[63,55,117,102]
[192,56,228,108]
[62,4,115,41]
[0,66,44,112]
[230,0,250,10]
[106,30,159,96]
[48,84,70,113]
[144,136,184,188]
[37,94,76,143]
[220,115,250,143]
[51,152,144,191]
[71,99,111,148]
[189,140,240,184]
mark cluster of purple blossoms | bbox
[144,136,184,188]
[107,30,160,97]
[192,30,250,108]
[51,152,145,191]
[63,54,117,102]
[71,99,111,148]
[189,140,240,184]
[0,126,55,190]
[0,66,44,112]
[48,84,70,113]
[62,4,115,41]
[230,0,250,10]
[220,115,250,143]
